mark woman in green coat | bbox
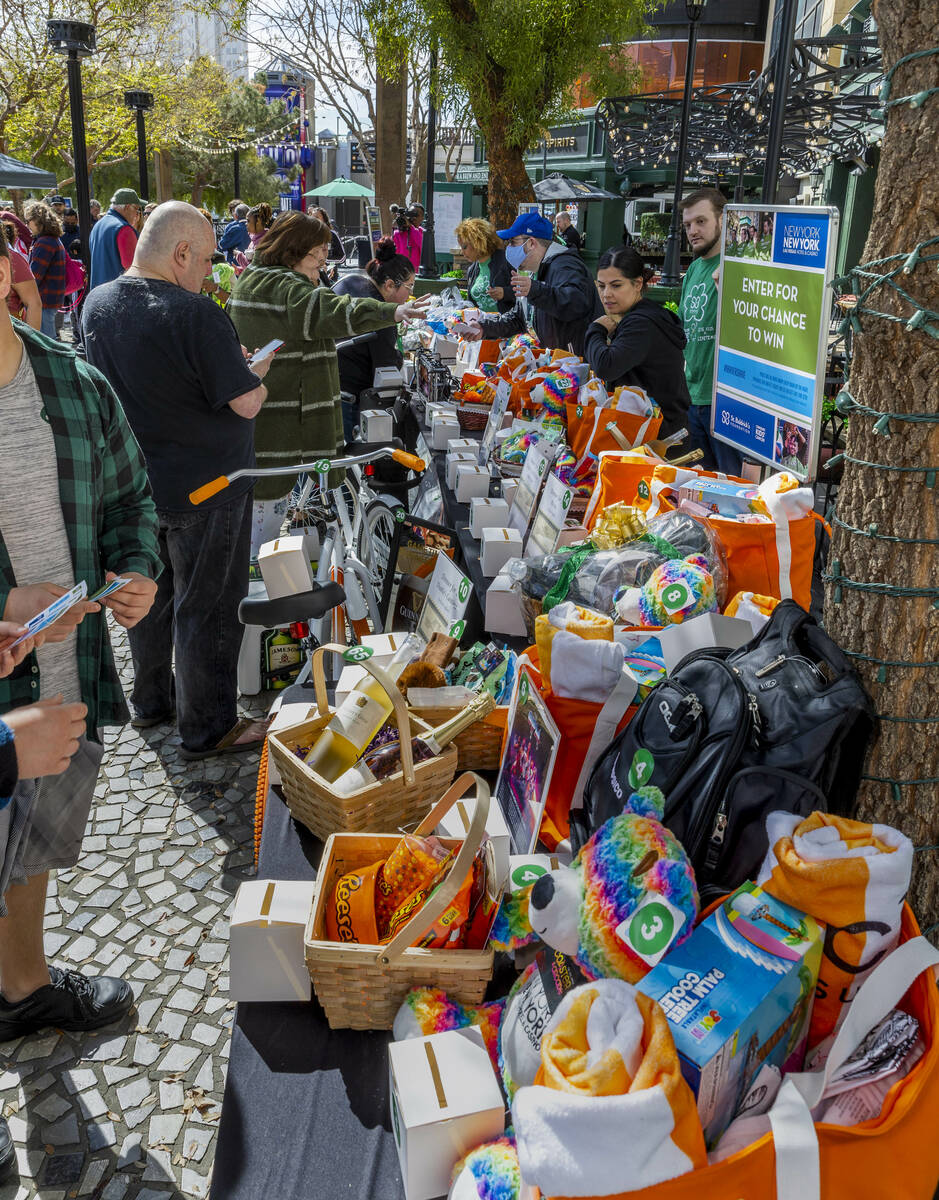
[229,211,427,554]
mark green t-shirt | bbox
[469,257,498,313]
[679,253,719,407]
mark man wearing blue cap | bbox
[463,211,601,356]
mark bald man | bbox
[81,202,275,760]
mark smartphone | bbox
[249,339,284,366]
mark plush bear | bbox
[492,786,698,984]
[614,552,718,627]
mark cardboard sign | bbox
[416,551,472,643]
[713,204,839,480]
[526,470,573,557]
[477,378,511,466]
[507,438,558,539]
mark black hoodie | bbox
[583,298,691,438]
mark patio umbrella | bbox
[533,172,621,202]
[0,152,57,191]
[303,176,375,199]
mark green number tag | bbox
[511,862,547,889]
[628,748,654,789]
[449,619,466,639]
[458,578,470,603]
[661,582,690,613]
[637,480,650,500]
[519,675,530,705]
[342,645,374,663]
[311,458,331,474]
[394,507,407,523]
[616,894,687,967]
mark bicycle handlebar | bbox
[189,445,426,506]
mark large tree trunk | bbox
[485,113,535,229]
[376,58,407,234]
[823,0,939,930]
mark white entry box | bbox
[389,1027,504,1200]
[455,463,492,503]
[446,450,478,490]
[266,701,317,786]
[373,365,404,390]
[470,496,511,538]
[431,413,461,450]
[437,794,511,887]
[257,536,314,601]
[480,526,522,577]
[485,573,527,638]
[229,880,315,1002]
[447,437,478,455]
[657,613,754,675]
[431,333,460,361]
[360,409,393,442]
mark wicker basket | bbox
[455,403,491,432]
[305,773,494,1029]
[268,643,457,842]
[407,704,506,771]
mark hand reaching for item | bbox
[3,583,100,644]
[394,295,434,323]
[5,695,87,779]
[462,321,484,342]
[0,622,45,678]
[100,571,157,630]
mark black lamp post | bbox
[659,0,706,288]
[47,20,96,273]
[761,0,798,203]
[124,89,153,201]
[418,42,438,279]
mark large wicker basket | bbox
[305,773,494,1029]
[268,643,457,841]
[407,704,506,771]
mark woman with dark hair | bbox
[24,201,67,338]
[455,218,513,314]
[332,236,415,440]
[584,246,691,438]
[245,203,274,260]
[229,213,427,551]
[310,206,345,267]
[1,220,41,329]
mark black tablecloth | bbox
[210,783,405,1199]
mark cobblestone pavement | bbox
[0,624,266,1199]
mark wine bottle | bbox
[303,635,424,782]
[332,692,496,794]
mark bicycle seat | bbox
[238,583,346,627]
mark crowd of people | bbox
[0,179,738,1171]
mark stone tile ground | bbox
[0,623,265,1199]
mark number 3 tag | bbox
[615,893,687,968]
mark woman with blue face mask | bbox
[462,212,602,356]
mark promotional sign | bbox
[416,550,472,642]
[495,667,561,854]
[526,471,573,558]
[365,205,383,251]
[712,205,838,480]
[478,379,511,466]
[507,438,558,538]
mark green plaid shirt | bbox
[0,323,161,738]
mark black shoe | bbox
[0,967,134,1041]
[0,1114,14,1179]
[131,709,175,729]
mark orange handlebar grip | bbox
[189,476,230,506]
[391,450,426,472]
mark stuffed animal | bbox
[492,786,698,984]
[449,1132,521,1200]
[528,368,581,425]
[614,553,718,627]
[392,987,506,1073]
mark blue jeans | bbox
[40,308,57,338]
[128,490,252,752]
[687,404,745,476]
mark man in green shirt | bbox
[678,187,743,475]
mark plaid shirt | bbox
[0,323,161,737]
[28,235,68,309]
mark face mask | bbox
[506,242,528,270]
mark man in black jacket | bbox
[464,212,602,356]
[555,210,583,251]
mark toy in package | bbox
[450,642,516,704]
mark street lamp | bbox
[761,0,798,203]
[659,0,706,288]
[47,20,96,273]
[124,89,153,202]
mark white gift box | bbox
[265,701,317,786]
[437,795,511,887]
[431,333,460,360]
[469,496,511,538]
[446,450,478,490]
[229,880,315,1002]
[480,526,522,576]
[656,613,753,674]
[431,413,461,450]
[500,477,518,507]
[455,463,491,503]
[446,437,478,455]
[257,536,314,601]
[485,573,527,637]
[373,365,404,390]
[389,1027,504,1200]
[359,408,393,442]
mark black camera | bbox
[391,203,421,233]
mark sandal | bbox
[178,716,271,761]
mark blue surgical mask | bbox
[506,242,528,270]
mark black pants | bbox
[128,490,252,752]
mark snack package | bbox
[375,834,453,939]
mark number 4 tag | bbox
[615,893,687,968]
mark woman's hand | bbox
[486,286,504,302]
[100,571,157,630]
[0,622,45,678]
[593,314,619,334]
[393,295,433,322]
[5,696,87,778]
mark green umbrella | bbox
[303,176,375,199]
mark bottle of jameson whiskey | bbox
[332,692,496,795]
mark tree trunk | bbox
[484,117,535,229]
[823,0,939,930]
[376,57,407,234]
[155,149,174,203]
[190,167,211,208]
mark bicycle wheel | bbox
[361,498,397,591]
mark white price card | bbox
[507,438,558,539]
[416,551,472,643]
[526,470,574,558]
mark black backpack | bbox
[573,602,878,902]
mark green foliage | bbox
[639,211,670,241]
